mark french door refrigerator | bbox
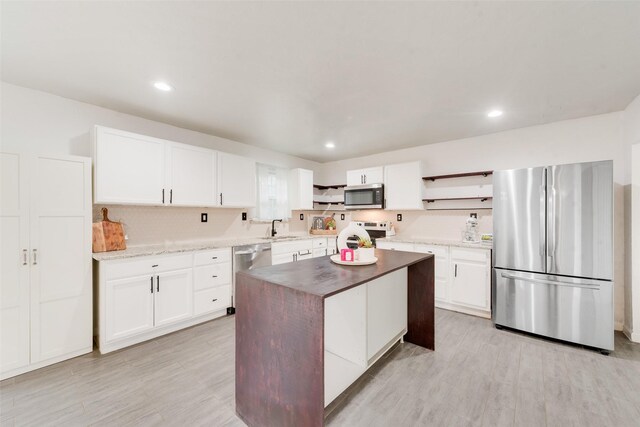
[493,160,614,352]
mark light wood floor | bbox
[1,309,639,426]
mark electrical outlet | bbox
[299,213,304,220]
[201,213,208,222]
[340,214,345,220]
[470,213,478,219]
[397,214,402,221]
[242,212,247,221]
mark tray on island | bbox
[330,254,377,266]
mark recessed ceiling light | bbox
[153,81,173,92]
[325,142,335,149]
[487,109,503,118]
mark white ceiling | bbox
[2,1,640,162]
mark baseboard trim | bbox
[1,347,93,381]
[623,325,640,343]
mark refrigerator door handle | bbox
[547,183,557,264]
[500,272,600,290]
[539,183,546,257]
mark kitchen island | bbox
[235,249,434,427]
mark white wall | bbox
[0,82,320,170]
[625,93,640,341]
[0,82,318,240]
[318,112,629,330]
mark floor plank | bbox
[1,310,639,426]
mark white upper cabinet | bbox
[217,152,256,207]
[289,168,314,210]
[384,161,424,210]
[94,126,258,208]
[346,167,384,186]
[94,126,166,205]
[166,143,217,207]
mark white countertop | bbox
[376,236,493,250]
[92,233,333,261]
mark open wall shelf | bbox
[422,171,493,181]
[423,197,492,203]
[313,184,347,190]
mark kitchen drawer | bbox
[194,248,231,266]
[272,252,296,265]
[451,247,489,263]
[271,239,313,255]
[194,262,232,291]
[414,244,449,258]
[104,254,192,280]
[193,285,231,316]
[376,241,414,252]
[312,238,327,248]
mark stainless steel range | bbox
[346,221,395,248]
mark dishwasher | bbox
[232,243,272,309]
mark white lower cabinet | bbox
[97,248,231,353]
[271,239,314,264]
[376,240,491,318]
[324,267,408,406]
[450,248,491,312]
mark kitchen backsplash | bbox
[93,205,310,246]
[93,206,492,246]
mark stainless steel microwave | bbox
[344,184,384,210]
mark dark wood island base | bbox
[235,249,434,427]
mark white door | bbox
[289,168,314,210]
[384,162,423,210]
[106,275,155,342]
[29,155,92,363]
[94,126,166,205]
[0,153,31,373]
[313,248,327,258]
[363,167,384,185]
[217,152,256,207]
[346,169,364,186]
[166,143,217,206]
[450,260,490,310]
[413,244,450,303]
[272,252,296,265]
[367,268,407,360]
[154,269,193,327]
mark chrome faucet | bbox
[271,219,283,237]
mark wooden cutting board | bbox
[93,208,126,252]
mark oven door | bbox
[344,184,384,209]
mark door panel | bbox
[95,127,165,204]
[0,153,30,373]
[154,269,193,327]
[106,275,155,341]
[367,268,407,360]
[450,261,489,310]
[217,152,255,207]
[167,143,217,206]
[30,155,92,363]
[493,268,613,350]
[493,167,546,272]
[547,161,613,280]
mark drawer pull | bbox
[212,256,217,260]
[212,275,218,278]
[152,264,158,268]
[212,298,218,302]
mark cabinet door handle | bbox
[212,275,218,278]
[157,276,160,292]
[364,174,367,183]
[162,189,165,204]
[22,249,28,266]
[32,249,37,265]
[211,256,217,260]
[170,189,173,204]
[150,276,154,293]
[455,264,458,277]
[212,298,218,302]
[152,264,158,268]
[220,193,223,205]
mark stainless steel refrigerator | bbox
[493,160,614,352]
